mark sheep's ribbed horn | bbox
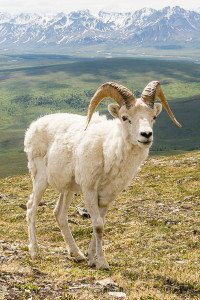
[85,82,136,128]
[141,81,182,127]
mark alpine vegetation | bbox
[24,81,181,270]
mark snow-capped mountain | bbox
[0,6,199,49]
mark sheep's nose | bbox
[140,131,152,138]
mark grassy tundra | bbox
[0,151,199,299]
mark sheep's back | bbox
[24,113,83,158]
[24,112,109,159]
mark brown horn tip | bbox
[156,83,182,128]
[174,120,182,128]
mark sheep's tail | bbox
[24,122,48,180]
[26,153,37,180]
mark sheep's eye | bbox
[153,116,157,120]
[122,116,128,121]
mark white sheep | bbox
[24,81,181,270]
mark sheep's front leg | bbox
[83,190,109,270]
[88,206,108,267]
[87,233,96,267]
[54,191,86,261]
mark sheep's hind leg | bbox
[54,191,86,261]
[27,158,48,259]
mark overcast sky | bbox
[0,0,199,14]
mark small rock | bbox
[76,206,90,218]
[19,204,27,210]
[172,161,181,167]
[176,260,187,264]
[96,278,115,287]
[43,285,51,291]
[172,208,179,213]
[184,196,192,201]
[108,291,126,298]
[164,219,179,225]
[95,278,118,292]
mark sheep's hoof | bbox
[70,251,86,262]
[30,252,38,259]
[96,260,110,271]
[88,258,96,267]
[29,245,39,259]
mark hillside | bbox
[0,151,199,299]
[0,55,200,177]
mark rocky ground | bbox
[0,151,200,299]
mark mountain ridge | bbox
[0,6,200,50]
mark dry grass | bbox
[0,151,200,299]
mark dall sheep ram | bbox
[24,81,181,270]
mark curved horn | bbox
[85,82,136,128]
[141,81,182,127]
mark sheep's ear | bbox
[154,103,162,117]
[108,103,120,118]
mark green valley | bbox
[0,54,199,177]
